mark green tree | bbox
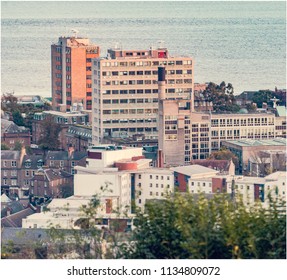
[246,103,257,113]
[202,82,240,113]
[12,110,25,126]
[208,147,239,168]
[38,115,61,150]
[1,92,19,113]
[252,90,273,108]
[120,193,286,259]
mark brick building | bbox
[51,35,100,111]
[1,119,31,149]
[66,124,92,151]
[32,110,89,149]
[1,150,26,197]
[31,169,73,197]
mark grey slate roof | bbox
[1,150,20,160]
[70,151,87,160]
[190,159,231,172]
[22,154,45,169]
[1,119,29,133]
[67,125,92,139]
[1,207,35,227]
[1,201,25,218]
[34,169,72,181]
[46,151,68,161]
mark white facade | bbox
[188,172,286,207]
[86,146,143,168]
[92,49,194,144]
[134,168,174,210]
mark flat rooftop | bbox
[171,165,218,177]
[222,138,287,147]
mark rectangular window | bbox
[11,161,17,167]
[11,179,17,186]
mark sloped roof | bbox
[190,160,231,172]
[46,151,68,161]
[70,151,87,160]
[1,193,12,203]
[22,154,45,169]
[67,125,92,139]
[1,118,29,133]
[1,150,20,160]
[1,119,12,131]
[1,201,25,218]
[276,106,286,117]
[171,164,218,177]
[34,169,72,181]
[1,207,35,227]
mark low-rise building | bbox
[190,159,235,175]
[21,144,286,230]
[46,149,87,174]
[65,124,92,151]
[248,150,286,177]
[1,149,26,197]
[32,110,89,149]
[30,168,73,197]
[20,154,45,197]
[188,171,286,208]
[221,138,286,174]
[1,119,31,149]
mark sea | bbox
[1,1,286,97]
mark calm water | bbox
[1,1,286,97]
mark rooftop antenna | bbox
[157,40,165,49]
[270,96,280,109]
[71,29,79,38]
[114,42,121,50]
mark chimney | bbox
[157,149,164,168]
[20,146,27,166]
[6,207,12,216]
[158,66,166,100]
[68,146,75,158]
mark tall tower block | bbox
[51,35,100,112]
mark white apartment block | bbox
[134,168,174,211]
[92,47,193,144]
[188,172,286,207]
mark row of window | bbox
[102,98,158,104]
[102,109,158,115]
[2,161,17,167]
[99,87,191,94]
[99,79,191,86]
[101,69,192,76]
[2,179,17,185]
[2,170,17,176]
[211,118,274,127]
[103,119,157,124]
[97,60,192,67]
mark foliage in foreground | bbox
[2,193,285,259]
[120,193,286,259]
